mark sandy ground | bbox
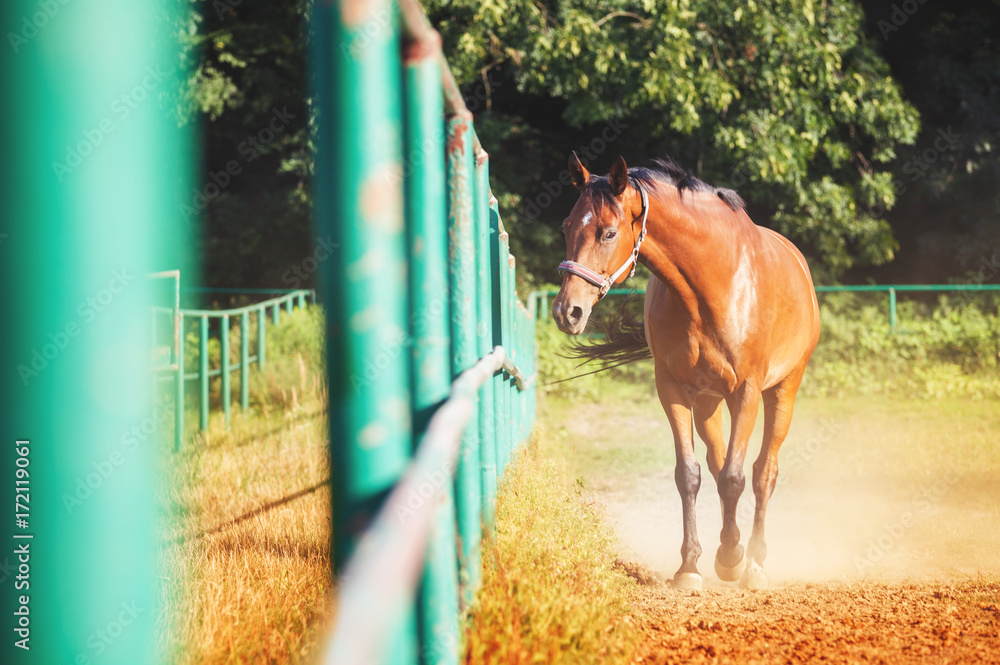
[599,466,998,586]
[550,395,1000,584]
[632,580,1000,663]
[542,393,1000,661]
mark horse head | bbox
[552,152,649,334]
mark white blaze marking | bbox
[726,246,755,346]
[580,212,592,227]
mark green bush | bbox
[801,293,1000,399]
[177,305,327,415]
[250,306,326,411]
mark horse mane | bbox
[584,156,745,218]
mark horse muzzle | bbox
[551,292,592,335]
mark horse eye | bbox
[604,229,617,241]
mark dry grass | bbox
[156,385,333,664]
[465,440,645,665]
[156,304,652,663]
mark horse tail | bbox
[566,300,651,367]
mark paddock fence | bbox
[149,281,315,451]
[314,1,538,663]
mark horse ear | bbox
[568,151,590,190]
[609,156,628,197]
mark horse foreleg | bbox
[693,394,726,483]
[656,374,703,590]
[744,365,806,589]
[716,382,761,582]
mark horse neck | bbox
[637,184,744,313]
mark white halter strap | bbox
[557,180,649,300]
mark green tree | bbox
[181,0,312,288]
[858,0,1000,283]
[426,0,920,281]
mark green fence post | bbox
[445,113,482,606]
[403,35,459,665]
[176,313,185,451]
[258,305,267,370]
[510,255,522,447]
[523,311,530,427]
[286,295,294,314]
[0,0,191,660]
[489,201,506,491]
[473,146,498,529]
[889,287,897,331]
[498,230,512,474]
[297,292,306,309]
[241,311,250,411]
[528,311,537,431]
[200,315,210,431]
[316,0,411,565]
[221,314,231,427]
[314,0,415,661]
[506,249,515,465]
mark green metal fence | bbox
[813,284,1000,330]
[529,284,1000,331]
[2,0,529,661]
[151,286,315,451]
[313,1,537,664]
[1,0,192,662]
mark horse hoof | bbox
[739,562,768,590]
[672,572,703,591]
[715,550,747,582]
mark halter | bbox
[557,179,649,300]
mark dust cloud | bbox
[559,395,1000,587]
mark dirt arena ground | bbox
[542,393,1000,662]
[633,579,1000,663]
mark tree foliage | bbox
[426,0,920,280]
[857,0,1000,283]
[182,0,311,287]
[180,0,1000,289]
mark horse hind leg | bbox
[694,394,747,580]
[743,364,806,590]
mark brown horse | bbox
[552,153,821,590]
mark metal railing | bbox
[529,284,1000,331]
[814,284,1000,330]
[151,287,315,451]
[313,1,537,663]
[2,0,193,661]
[1,1,538,662]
